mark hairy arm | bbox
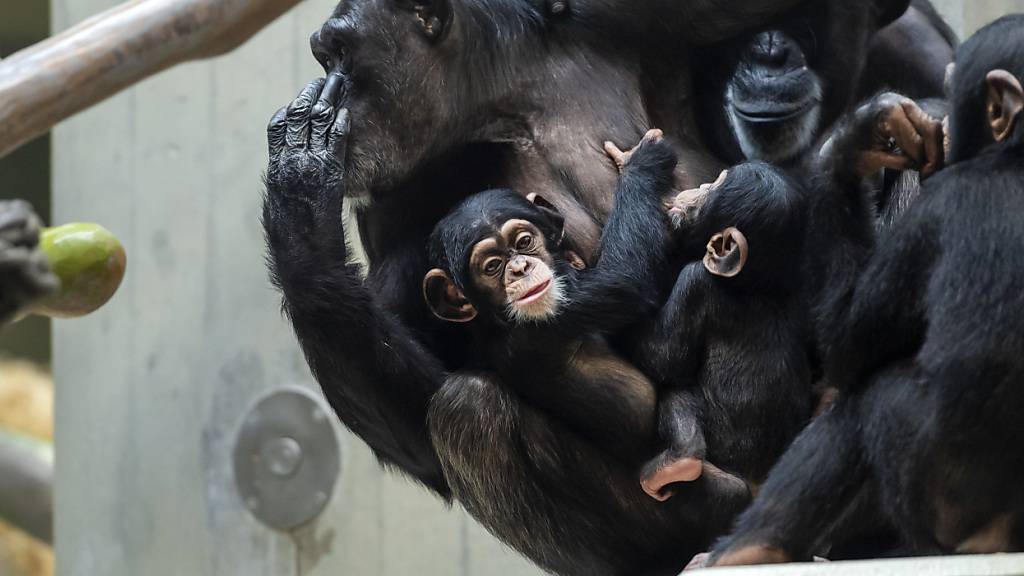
[554,133,677,334]
[262,78,449,495]
[633,262,709,385]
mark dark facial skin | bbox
[698,15,1024,568]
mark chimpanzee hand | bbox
[826,92,944,180]
[263,75,351,260]
[669,170,728,229]
[604,129,676,176]
[0,200,58,325]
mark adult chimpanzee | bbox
[0,201,56,325]
[263,0,912,573]
[702,15,1024,567]
[693,0,954,166]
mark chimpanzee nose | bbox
[749,31,805,72]
[310,19,350,74]
[507,256,532,279]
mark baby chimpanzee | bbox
[423,131,722,498]
[632,162,812,499]
[704,14,1024,566]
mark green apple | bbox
[34,223,126,318]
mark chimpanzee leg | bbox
[862,363,1024,555]
[428,373,736,576]
[709,395,869,565]
[641,389,708,501]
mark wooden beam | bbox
[0,0,303,158]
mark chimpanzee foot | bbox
[668,170,727,228]
[711,545,791,567]
[604,129,664,173]
[683,552,711,571]
[640,453,703,502]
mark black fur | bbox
[709,15,1024,563]
[636,163,812,485]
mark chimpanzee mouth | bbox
[732,97,818,124]
[517,279,552,306]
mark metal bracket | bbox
[233,387,340,531]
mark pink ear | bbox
[703,228,748,278]
[986,70,1024,143]
[423,269,477,323]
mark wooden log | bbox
[0,0,303,158]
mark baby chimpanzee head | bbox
[946,14,1024,163]
[424,189,584,325]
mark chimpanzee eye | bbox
[482,257,503,276]
[515,232,534,251]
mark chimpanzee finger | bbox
[603,141,628,171]
[267,106,288,162]
[903,100,944,178]
[285,78,326,148]
[887,103,926,168]
[310,74,347,151]
[859,150,914,175]
[309,103,336,152]
[329,108,351,159]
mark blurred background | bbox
[0,1,1021,575]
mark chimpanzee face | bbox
[424,218,567,325]
[467,219,566,324]
[725,29,825,163]
[309,0,474,202]
[701,0,904,164]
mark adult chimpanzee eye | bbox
[483,257,503,276]
[515,233,534,251]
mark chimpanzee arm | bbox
[633,262,709,384]
[809,93,943,360]
[825,209,939,391]
[554,134,677,334]
[262,78,449,495]
[708,395,870,565]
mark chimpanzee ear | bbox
[423,269,477,323]
[526,193,566,245]
[396,0,452,41]
[986,70,1024,143]
[703,228,748,278]
[873,0,910,28]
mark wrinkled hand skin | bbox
[826,92,944,180]
[263,76,351,264]
[0,200,58,325]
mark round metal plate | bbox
[233,387,339,531]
